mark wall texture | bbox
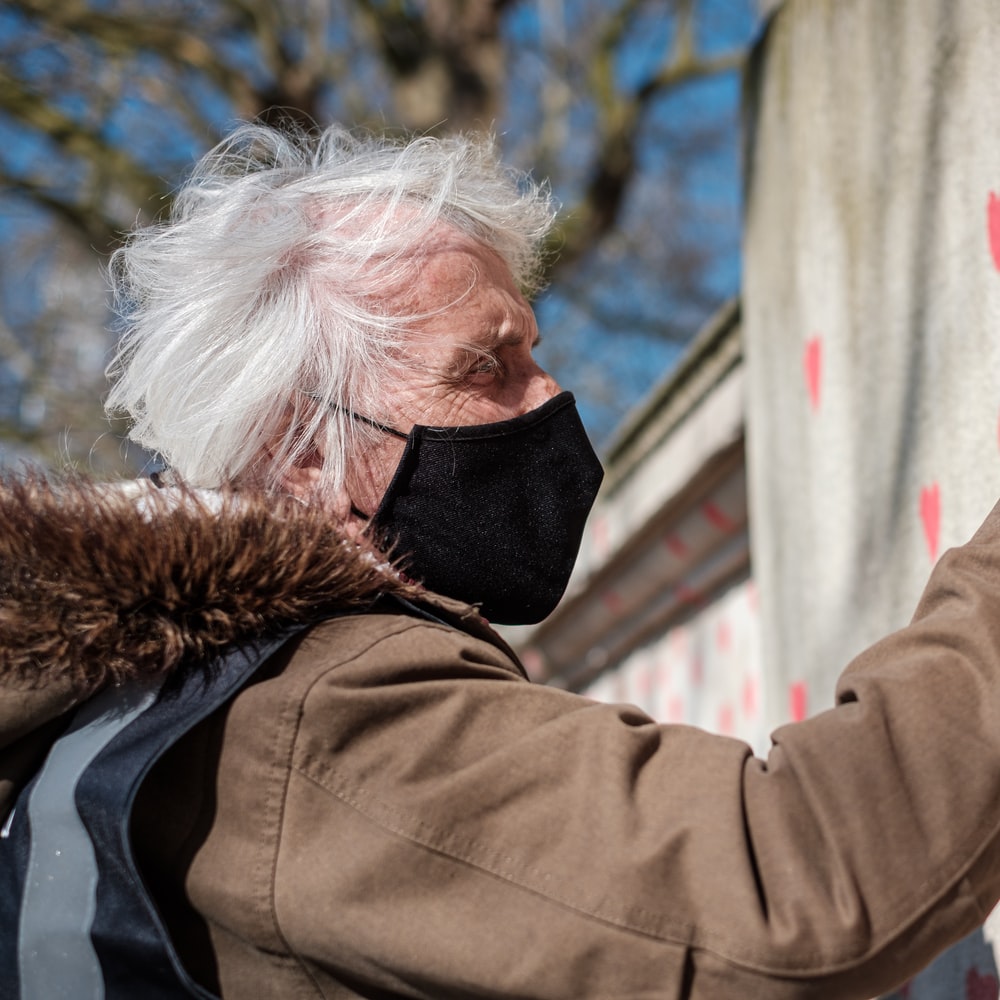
[743,0,1000,995]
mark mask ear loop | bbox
[301,393,410,519]
[299,390,409,441]
[335,407,410,521]
[336,406,409,441]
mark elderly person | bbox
[3,123,1000,1000]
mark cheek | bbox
[347,437,406,512]
[482,358,560,417]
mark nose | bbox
[520,365,562,414]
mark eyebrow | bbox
[448,329,541,362]
[485,318,542,349]
[409,303,542,364]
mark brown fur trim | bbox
[0,474,422,693]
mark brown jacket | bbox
[5,477,1000,999]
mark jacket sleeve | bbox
[270,501,1000,1000]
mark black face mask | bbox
[364,391,604,625]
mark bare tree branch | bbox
[0,0,756,463]
[7,0,258,109]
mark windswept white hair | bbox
[105,121,556,493]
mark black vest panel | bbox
[0,632,296,1000]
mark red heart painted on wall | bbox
[520,647,544,681]
[665,534,689,559]
[966,967,999,1000]
[789,681,808,722]
[717,704,734,736]
[592,516,610,557]
[702,500,735,532]
[803,336,822,411]
[742,675,757,719]
[638,667,652,698]
[988,192,1000,272]
[602,590,624,614]
[920,483,941,562]
[690,656,703,688]
[716,620,731,653]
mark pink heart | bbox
[519,648,544,681]
[602,590,624,614]
[803,336,822,411]
[638,668,652,698]
[988,192,1000,272]
[742,675,757,718]
[716,620,731,653]
[966,967,999,1000]
[690,655,703,688]
[717,704,734,736]
[592,516,610,556]
[920,483,941,562]
[702,500,735,532]
[789,681,808,722]
[664,534,689,559]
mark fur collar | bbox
[0,474,425,695]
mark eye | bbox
[461,349,505,385]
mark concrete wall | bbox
[743,0,1000,995]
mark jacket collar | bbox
[0,474,515,698]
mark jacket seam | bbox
[290,753,1000,980]
[311,614,527,681]
[290,757,698,945]
[259,666,328,996]
[266,616,525,983]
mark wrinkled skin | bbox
[282,227,561,530]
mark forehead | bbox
[407,227,517,298]
[394,227,536,347]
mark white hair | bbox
[105,121,556,493]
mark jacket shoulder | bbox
[289,608,528,688]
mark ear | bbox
[278,446,368,536]
[279,452,323,501]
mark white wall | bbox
[743,1,1000,995]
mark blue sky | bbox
[0,0,766,463]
